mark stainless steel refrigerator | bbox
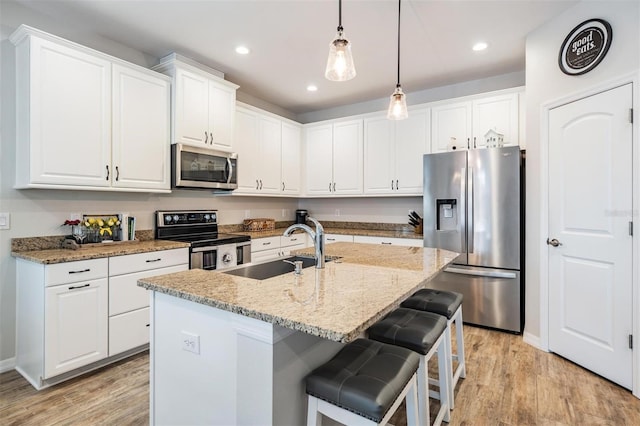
[423,146,524,333]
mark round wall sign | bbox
[559,19,612,75]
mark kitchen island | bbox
[139,242,458,425]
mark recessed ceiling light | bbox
[472,42,488,52]
[307,85,318,92]
[235,46,250,55]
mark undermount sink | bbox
[223,256,332,281]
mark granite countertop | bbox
[138,242,457,343]
[11,240,190,264]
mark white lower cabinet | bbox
[251,234,309,262]
[44,277,108,378]
[353,235,423,247]
[16,248,188,389]
[325,234,354,243]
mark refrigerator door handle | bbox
[468,167,474,253]
[460,167,467,251]
[445,267,517,279]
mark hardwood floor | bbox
[2,326,639,425]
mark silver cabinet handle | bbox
[396,179,399,190]
[547,238,562,247]
[391,180,394,190]
[282,182,285,191]
[105,165,109,180]
[333,182,336,192]
[381,242,392,245]
[209,131,213,144]
[68,283,90,290]
[204,131,209,144]
[329,182,332,192]
[260,180,263,190]
[263,241,271,246]
[256,180,260,190]
[68,268,90,274]
[467,138,470,149]
[473,137,477,149]
[145,258,162,263]
[327,238,336,241]
[115,166,120,181]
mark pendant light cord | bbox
[338,0,343,32]
[396,0,401,87]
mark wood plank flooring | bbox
[2,326,639,425]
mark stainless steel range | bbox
[155,210,251,270]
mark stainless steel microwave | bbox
[171,144,238,190]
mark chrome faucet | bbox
[283,217,325,269]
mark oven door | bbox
[191,244,238,270]
[172,143,238,190]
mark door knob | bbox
[547,238,562,247]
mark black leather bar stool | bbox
[367,308,451,426]
[402,289,466,409]
[305,338,420,426]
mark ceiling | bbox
[9,0,578,115]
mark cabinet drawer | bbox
[353,235,423,247]
[109,264,188,315]
[109,248,189,276]
[281,234,307,248]
[45,258,108,287]
[251,236,281,253]
[109,307,150,356]
[325,234,354,243]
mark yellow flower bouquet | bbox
[83,215,122,243]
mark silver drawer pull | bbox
[68,268,90,274]
[263,242,271,246]
[327,238,336,241]
[68,283,90,290]
[381,242,392,245]
[146,324,150,327]
[146,258,162,263]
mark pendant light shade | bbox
[387,85,408,120]
[325,0,356,81]
[387,0,408,120]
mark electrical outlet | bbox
[244,210,251,219]
[335,209,340,217]
[282,209,288,218]
[181,331,200,354]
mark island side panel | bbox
[151,291,238,425]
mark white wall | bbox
[299,197,422,224]
[524,0,640,343]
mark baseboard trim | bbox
[523,331,544,351]
[0,357,16,373]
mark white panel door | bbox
[431,101,471,152]
[281,122,302,195]
[257,116,282,194]
[44,278,108,378]
[112,64,170,190]
[304,125,333,195]
[30,37,111,186]
[394,109,429,194]
[332,120,363,195]
[209,80,236,151]
[234,108,261,193]
[364,116,394,194]
[174,68,209,146]
[548,84,633,389]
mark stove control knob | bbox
[164,215,172,222]
[173,215,180,222]
[204,214,210,221]
[222,253,233,264]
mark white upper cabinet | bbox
[281,122,302,195]
[112,64,170,191]
[153,54,238,152]
[235,104,302,195]
[431,91,520,153]
[364,109,429,195]
[305,120,363,196]
[11,25,171,192]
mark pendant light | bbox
[387,0,408,120]
[325,0,356,81]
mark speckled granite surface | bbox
[139,242,457,343]
[11,229,155,252]
[11,239,189,264]
[227,222,422,240]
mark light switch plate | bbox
[0,212,10,230]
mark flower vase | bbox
[86,228,101,243]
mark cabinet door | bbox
[304,125,333,195]
[112,64,170,190]
[257,115,282,194]
[394,109,429,194]
[431,101,472,153]
[332,120,363,195]
[364,116,394,194]
[29,37,111,187]
[281,122,302,195]
[472,93,519,148]
[44,278,108,378]
[174,68,209,146]
[209,80,236,151]
[234,108,261,193]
